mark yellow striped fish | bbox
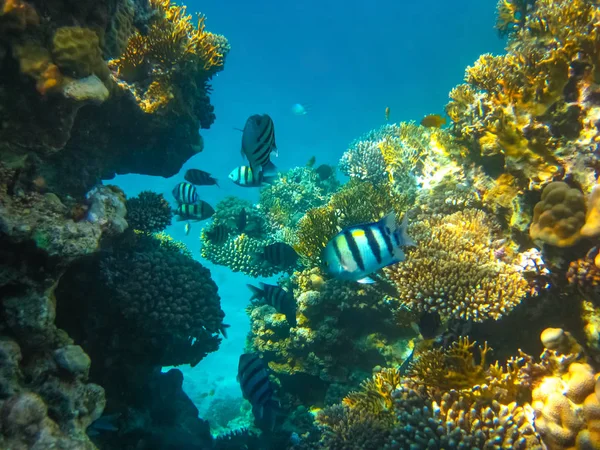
[322,212,414,283]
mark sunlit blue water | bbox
[110,0,505,433]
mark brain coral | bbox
[126,190,173,233]
[385,209,530,322]
[51,27,109,81]
[530,181,587,247]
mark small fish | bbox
[241,114,277,172]
[247,283,297,326]
[184,169,219,187]
[385,106,390,122]
[291,103,309,115]
[238,353,280,431]
[228,166,275,187]
[219,323,231,339]
[398,339,416,375]
[322,211,415,283]
[184,222,191,235]
[307,156,316,168]
[205,224,229,245]
[175,202,215,221]
[172,182,199,204]
[420,114,446,128]
[315,164,333,181]
[256,242,299,269]
[237,207,247,232]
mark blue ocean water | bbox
[111,0,504,434]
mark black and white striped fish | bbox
[247,283,296,326]
[241,114,277,172]
[175,201,215,221]
[184,169,219,187]
[237,353,280,431]
[322,211,415,283]
[228,165,275,187]
[205,224,229,245]
[172,182,199,204]
[255,242,299,269]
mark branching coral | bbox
[385,209,531,322]
[126,190,173,233]
[259,166,332,230]
[447,0,600,207]
[110,0,227,116]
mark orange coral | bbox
[530,182,586,247]
[13,40,64,95]
[0,0,38,32]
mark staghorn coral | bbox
[530,181,587,247]
[385,209,531,322]
[126,190,173,233]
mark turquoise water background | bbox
[110,0,504,431]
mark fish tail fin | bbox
[247,284,264,301]
[261,174,276,185]
[381,211,408,261]
[214,179,220,187]
[262,160,277,175]
[399,213,416,247]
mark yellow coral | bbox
[386,209,530,322]
[343,368,401,414]
[530,181,586,247]
[51,27,109,81]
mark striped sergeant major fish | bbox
[322,211,415,284]
[228,165,275,187]
[184,169,219,187]
[172,182,199,204]
[255,242,299,270]
[241,114,277,172]
[247,283,296,326]
[237,353,280,431]
[175,201,215,221]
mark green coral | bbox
[260,166,332,229]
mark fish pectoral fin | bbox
[357,277,375,284]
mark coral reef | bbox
[57,231,224,367]
[201,197,293,277]
[125,190,173,233]
[260,166,335,231]
[385,209,532,322]
[0,0,228,199]
[0,167,128,447]
[246,275,413,407]
[445,0,600,241]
